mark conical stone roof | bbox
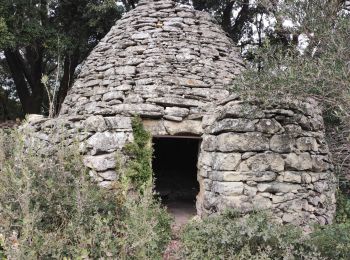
[60,0,245,117]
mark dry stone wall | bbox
[198,97,336,226]
[24,96,336,227]
[23,0,336,228]
[60,0,244,117]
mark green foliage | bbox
[0,18,13,49]
[178,211,321,260]
[335,191,350,224]
[0,130,122,258]
[0,129,171,259]
[308,223,350,260]
[124,116,154,193]
[234,15,350,126]
[119,191,172,260]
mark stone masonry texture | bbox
[24,0,336,227]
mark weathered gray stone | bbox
[84,116,108,132]
[296,137,319,151]
[97,170,118,181]
[142,119,167,135]
[270,134,295,153]
[257,182,302,193]
[212,181,244,196]
[216,132,270,152]
[164,120,203,135]
[255,119,283,134]
[211,152,241,171]
[285,153,313,171]
[83,154,116,171]
[239,153,284,172]
[87,132,130,154]
[27,0,335,228]
[209,118,257,134]
[104,116,132,130]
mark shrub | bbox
[124,116,154,193]
[0,128,171,259]
[119,190,172,260]
[0,130,122,259]
[309,223,350,260]
[178,211,321,260]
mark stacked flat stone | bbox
[60,0,244,117]
[24,0,336,228]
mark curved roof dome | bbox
[60,0,245,117]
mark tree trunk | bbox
[55,50,80,114]
[4,48,44,115]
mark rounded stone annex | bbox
[28,0,336,228]
[60,0,244,117]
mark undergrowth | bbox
[0,118,171,259]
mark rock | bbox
[115,65,136,75]
[87,132,130,154]
[270,134,295,153]
[164,120,203,135]
[252,196,272,210]
[83,154,116,171]
[104,116,132,130]
[102,91,124,102]
[142,119,167,135]
[257,182,302,193]
[216,132,270,152]
[178,78,208,88]
[97,170,118,181]
[131,32,151,40]
[112,104,164,118]
[209,118,257,134]
[282,171,302,183]
[148,97,206,108]
[165,107,189,119]
[239,153,284,172]
[211,153,241,171]
[244,171,277,182]
[296,137,318,151]
[212,181,244,196]
[210,170,276,182]
[83,116,107,132]
[220,103,265,119]
[285,153,313,171]
[255,119,282,134]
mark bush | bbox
[309,223,350,260]
[178,211,321,260]
[119,191,172,259]
[0,129,171,259]
[0,130,122,258]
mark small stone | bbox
[216,132,269,152]
[212,181,244,196]
[164,120,203,135]
[285,153,313,171]
[98,170,118,181]
[239,153,284,172]
[84,115,107,132]
[87,132,130,154]
[296,137,319,151]
[255,119,282,134]
[211,153,241,171]
[270,134,295,153]
[131,32,151,40]
[83,154,116,172]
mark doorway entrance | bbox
[152,136,201,226]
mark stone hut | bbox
[27,0,336,226]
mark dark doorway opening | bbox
[152,136,201,226]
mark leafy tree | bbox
[0,0,124,115]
